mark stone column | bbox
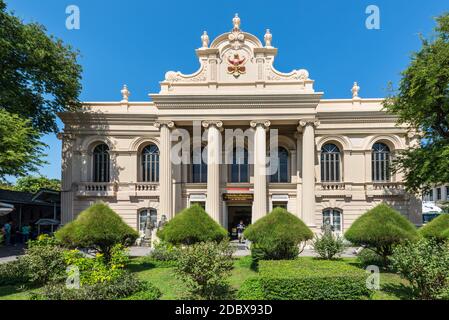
[58,133,75,224]
[155,121,175,220]
[250,120,271,222]
[202,121,223,223]
[298,119,319,227]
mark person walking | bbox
[3,220,12,246]
[21,224,31,244]
[236,220,245,244]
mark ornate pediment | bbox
[160,14,315,94]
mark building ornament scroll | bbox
[154,121,175,129]
[250,120,271,130]
[297,119,320,132]
[202,120,223,129]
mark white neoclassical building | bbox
[59,15,422,236]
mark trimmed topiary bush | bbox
[419,214,449,241]
[157,204,228,245]
[244,207,313,260]
[240,258,371,300]
[344,203,418,266]
[55,202,139,261]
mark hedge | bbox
[419,214,449,241]
[157,204,228,245]
[238,258,371,300]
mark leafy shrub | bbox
[174,241,235,300]
[312,227,346,260]
[419,214,449,241]
[63,244,129,285]
[244,207,313,260]
[344,203,418,265]
[0,259,30,285]
[391,238,449,299]
[157,205,228,245]
[0,235,65,286]
[356,248,385,268]
[251,258,371,300]
[149,240,179,261]
[56,202,139,261]
[237,277,265,300]
[34,272,160,300]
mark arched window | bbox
[372,142,391,182]
[138,208,157,235]
[322,209,342,232]
[192,146,207,183]
[270,147,289,183]
[230,148,249,183]
[93,144,110,182]
[321,143,341,182]
[141,144,159,182]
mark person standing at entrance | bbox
[236,220,245,243]
[21,224,31,244]
[3,221,12,246]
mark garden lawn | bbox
[0,256,413,300]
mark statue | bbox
[264,29,272,47]
[121,84,130,102]
[201,31,209,48]
[351,82,360,99]
[232,13,241,31]
[158,214,167,229]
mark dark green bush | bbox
[244,207,313,260]
[419,214,449,241]
[237,277,265,300]
[174,241,235,300]
[356,248,385,268]
[34,272,161,300]
[56,202,139,260]
[157,204,228,245]
[250,258,371,300]
[344,203,418,265]
[0,259,30,285]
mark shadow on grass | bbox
[381,283,415,300]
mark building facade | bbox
[59,15,422,236]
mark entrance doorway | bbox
[227,205,252,239]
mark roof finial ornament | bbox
[351,82,360,99]
[121,84,130,102]
[264,29,272,47]
[232,13,241,31]
[201,31,209,48]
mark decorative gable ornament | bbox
[227,52,246,77]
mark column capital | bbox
[250,120,271,129]
[202,120,223,129]
[154,120,175,129]
[297,119,320,132]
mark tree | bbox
[0,109,46,182]
[0,0,82,134]
[244,207,313,260]
[55,202,139,261]
[344,203,418,266]
[157,205,228,245]
[13,175,61,193]
[383,13,449,192]
[419,213,449,241]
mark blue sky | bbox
[4,0,448,181]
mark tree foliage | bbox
[344,203,418,265]
[12,175,61,193]
[0,109,46,182]
[419,213,449,241]
[0,0,82,134]
[244,207,313,260]
[55,202,139,261]
[384,13,449,192]
[157,205,228,245]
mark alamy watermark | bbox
[66,5,80,30]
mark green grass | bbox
[0,255,412,300]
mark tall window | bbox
[230,148,249,183]
[437,188,442,201]
[141,144,159,182]
[322,209,342,232]
[192,146,207,183]
[372,142,391,182]
[138,208,157,234]
[93,144,110,182]
[321,143,341,182]
[270,147,289,183]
